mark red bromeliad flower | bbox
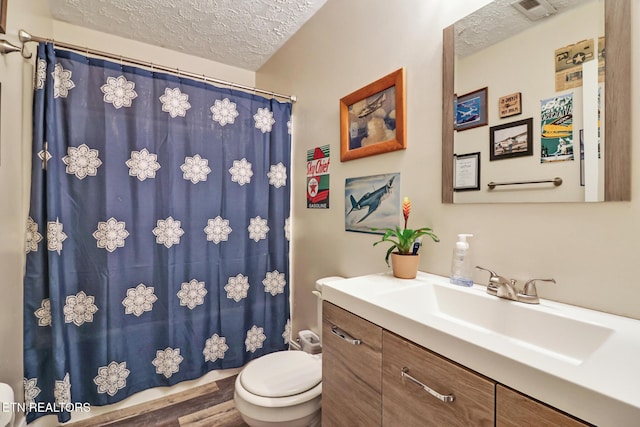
[372,195,439,266]
[402,197,411,229]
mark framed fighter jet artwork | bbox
[344,172,401,234]
[339,68,406,162]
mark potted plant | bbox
[372,197,439,278]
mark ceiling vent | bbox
[511,0,557,21]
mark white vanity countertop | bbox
[321,271,640,427]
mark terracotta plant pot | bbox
[390,252,420,279]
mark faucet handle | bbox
[522,278,556,297]
[475,266,497,277]
[475,266,499,291]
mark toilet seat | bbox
[235,351,322,408]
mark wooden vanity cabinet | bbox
[322,303,591,426]
[383,331,495,426]
[322,301,383,426]
[496,385,591,427]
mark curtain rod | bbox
[13,29,296,103]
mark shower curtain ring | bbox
[21,44,32,59]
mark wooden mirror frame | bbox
[442,0,631,203]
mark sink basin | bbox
[374,281,613,365]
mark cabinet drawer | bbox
[383,331,495,427]
[322,301,382,427]
[496,385,591,427]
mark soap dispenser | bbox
[450,234,474,287]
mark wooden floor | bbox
[67,375,249,427]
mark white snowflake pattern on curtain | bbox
[54,373,71,407]
[46,219,67,255]
[94,361,130,396]
[63,291,98,326]
[204,216,232,244]
[284,217,291,241]
[248,216,269,242]
[245,325,267,353]
[177,279,208,309]
[101,76,138,109]
[34,299,52,327]
[126,149,161,181]
[25,217,43,253]
[23,378,41,408]
[93,217,129,252]
[267,162,287,188]
[122,284,157,316]
[210,98,239,126]
[253,108,275,133]
[153,216,184,248]
[35,59,47,90]
[224,274,250,302]
[282,319,292,344]
[52,63,75,98]
[62,144,102,179]
[228,158,253,185]
[180,155,211,184]
[203,334,229,362]
[152,348,183,378]
[262,270,286,296]
[159,87,191,118]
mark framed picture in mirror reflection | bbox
[489,117,533,161]
[454,152,480,191]
[455,87,487,131]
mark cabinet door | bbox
[496,385,591,427]
[322,301,383,427]
[383,331,495,427]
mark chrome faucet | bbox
[518,278,556,304]
[475,266,555,304]
[475,266,519,301]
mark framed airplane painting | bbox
[344,173,400,234]
[340,68,406,161]
[455,87,488,131]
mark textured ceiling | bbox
[455,0,589,57]
[48,0,327,71]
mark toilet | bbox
[0,383,14,427]
[233,276,344,427]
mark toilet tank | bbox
[313,276,345,342]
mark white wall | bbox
[256,0,640,344]
[0,0,255,421]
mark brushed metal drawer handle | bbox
[401,367,455,403]
[330,325,361,345]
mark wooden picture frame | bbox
[340,68,406,162]
[490,117,533,161]
[455,87,487,131]
[498,92,522,118]
[0,0,7,34]
[454,152,480,191]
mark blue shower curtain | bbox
[23,43,291,423]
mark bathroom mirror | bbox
[442,0,630,203]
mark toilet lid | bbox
[240,351,321,398]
